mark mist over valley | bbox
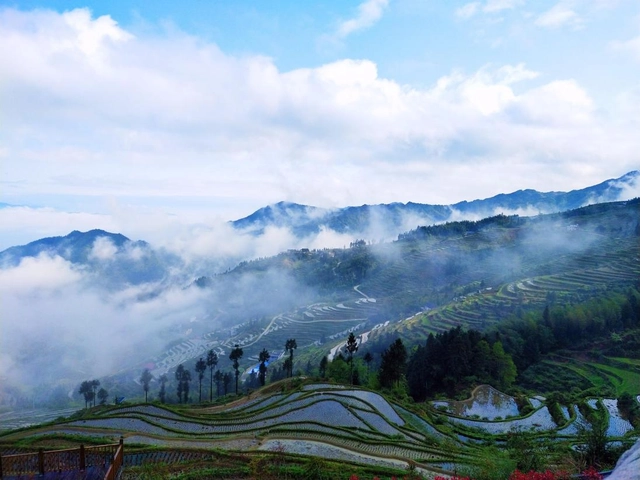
[1,173,638,412]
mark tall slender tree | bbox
[346,332,359,385]
[319,356,328,378]
[182,369,192,403]
[176,365,185,403]
[140,368,153,403]
[158,374,168,403]
[285,338,297,378]
[229,345,243,395]
[223,371,232,395]
[195,357,207,403]
[363,352,373,373]
[90,380,100,407]
[206,350,218,402]
[175,365,191,403]
[79,381,93,409]
[282,358,292,377]
[258,348,270,386]
[214,370,223,397]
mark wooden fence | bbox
[0,437,123,479]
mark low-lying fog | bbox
[1,187,638,408]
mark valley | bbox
[0,197,639,479]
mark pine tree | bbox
[346,332,359,385]
[378,338,407,388]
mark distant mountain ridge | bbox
[0,229,131,264]
[0,171,637,280]
[0,229,174,286]
[231,170,639,238]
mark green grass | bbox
[540,357,640,398]
[518,361,592,394]
[585,362,640,396]
[606,357,640,367]
[547,361,612,392]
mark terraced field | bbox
[147,295,379,379]
[544,356,640,398]
[121,202,639,400]
[391,236,640,337]
[2,383,637,477]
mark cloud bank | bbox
[1,7,638,220]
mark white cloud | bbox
[0,252,211,393]
[455,2,481,19]
[483,0,524,13]
[335,0,389,39]
[0,7,638,225]
[0,207,117,251]
[456,0,523,19]
[454,63,539,115]
[89,236,118,260]
[0,254,82,293]
[535,1,583,29]
[511,79,593,125]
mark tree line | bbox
[316,286,639,404]
[80,286,638,408]
[88,338,301,406]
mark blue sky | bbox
[0,0,639,248]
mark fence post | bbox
[38,448,45,475]
[118,436,124,466]
[80,444,86,470]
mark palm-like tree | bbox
[229,345,243,395]
[285,338,297,378]
[258,348,270,386]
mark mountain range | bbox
[230,170,639,238]
[1,171,637,273]
[0,170,639,409]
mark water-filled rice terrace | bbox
[2,383,638,477]
[149,296,379,376]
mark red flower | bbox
[581,466,603,480]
